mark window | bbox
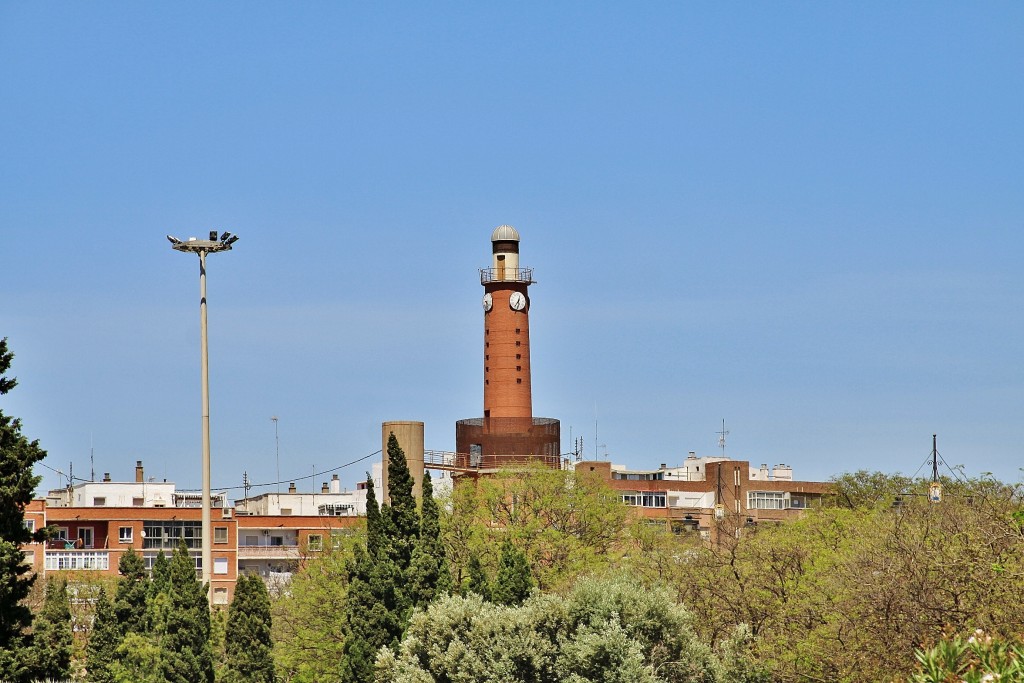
[516,365,521,371]
[318,504,355,516]
[747,491,786,510]
[212,587,229,605]
[213,557,228,575]
[620,494,666,508]
[132,497,144,507]
[118,526,133,543]
[515,341,520,347]
[214,527,228,544]
[515,328,520,334]
[516,378,522,384]
[78,527,94,549]
[142,521,203,550]
[308,534,323,551]
[270,536,284,547]
[93,497,106,506]
[23,519,35,533]
[244,535,259,546]
[54,527,69,541]
[734,468,740,486]
[280,508,292,516]
[516,353,521,359]
[45,551,109,571]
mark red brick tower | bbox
[456,226,560,467]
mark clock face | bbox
[482,293,493,312]
[509,291,527,311]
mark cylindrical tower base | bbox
[382,421,425,502]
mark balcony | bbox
[238,543,300,560]
[479,267,533,284]
[44,550,110,571]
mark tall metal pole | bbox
[199,250,212,601]
[168,231,238,608]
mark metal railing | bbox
[423,449,561,472]
[479,267,534,284]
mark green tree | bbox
[492,540,533,607]
[340,545,406,683]
[383,433,418,569]
[407,471,452,608]
[25,576,72,681]
[160,541,213,683]
[0,338,47,682]
[109,632,165,683]
[224,575,275,683]
[464,552,491,600]
[86,587,119,683]
[114,547,149,636]
[378,575,731,683]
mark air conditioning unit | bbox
[262,529,270,536]
[221,508,233,519]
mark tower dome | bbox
[491,224,520,242]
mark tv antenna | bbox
[716,419,729,457]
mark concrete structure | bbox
[455,226,561,467]
[382,421,424,501]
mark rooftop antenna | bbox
[271,416,280,505]
[929,434,943,503]
[242,471,251,499]
[717,419,729,458]
[90,432,95,482]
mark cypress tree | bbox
[25,576,72,681]
[150,550,171,596]
[384,432,418,569]
[407,472,452,607]
[161,540,213,683]
[365,475,384,556]
[86,587,118,683]
[492,540,534,606]
[114,547,149,636]
[465,552,491,601]
[0,338,46,682]
[224,574,275,683]
[339,545,406,683]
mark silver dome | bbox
[491,224,520,242]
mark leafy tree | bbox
[224,574,275,683]
[442,464,629,590]
[0,338,47,682]
[86,587,118,683]
[24,576,72,681]
[109,632,165,683]
[378,575,734,683]
[908,630,1024,683]
[160,540,213,683]
[492,540,533,607]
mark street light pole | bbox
[168,231,238,606]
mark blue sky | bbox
[2,3,1021,496]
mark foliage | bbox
[272,539,354,683]
[377,574,755,683]
[908,630,1024,683]
[0,338,47,682]
[442,465,629,590]
[24,577,72,682]
[108,632,165,683]
[673,474,1024,682]
[406,472,452,608]
[85,588,118,683]
[464,552,490,600]
[159,540,213,683]
[224,575,275,683]
[113,548,148,637]
[492,540,533,606]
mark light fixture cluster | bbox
[167,231,239,253]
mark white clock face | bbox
[509,292,527,311]
[482,293,493,312]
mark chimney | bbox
[321,482,329,494]
[687,451,696,459]
[135,460,144,483]
[103,472,111,482]
[288,482,297,494]
[330,474,340,494]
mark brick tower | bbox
[456,226,560,467]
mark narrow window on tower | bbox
[516,353,521,359]
[485,366,489,373]
[516,366,521,371]
[485,355,489,361]
[515,328,521,334]
[516,378,522,384]
[485,380,489,385]
[516,341,521,347]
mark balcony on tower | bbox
[480,266,534,284]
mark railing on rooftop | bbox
[424,450,561,472]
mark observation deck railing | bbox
[479,267,534,284]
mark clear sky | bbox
[2,3,1021,497]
